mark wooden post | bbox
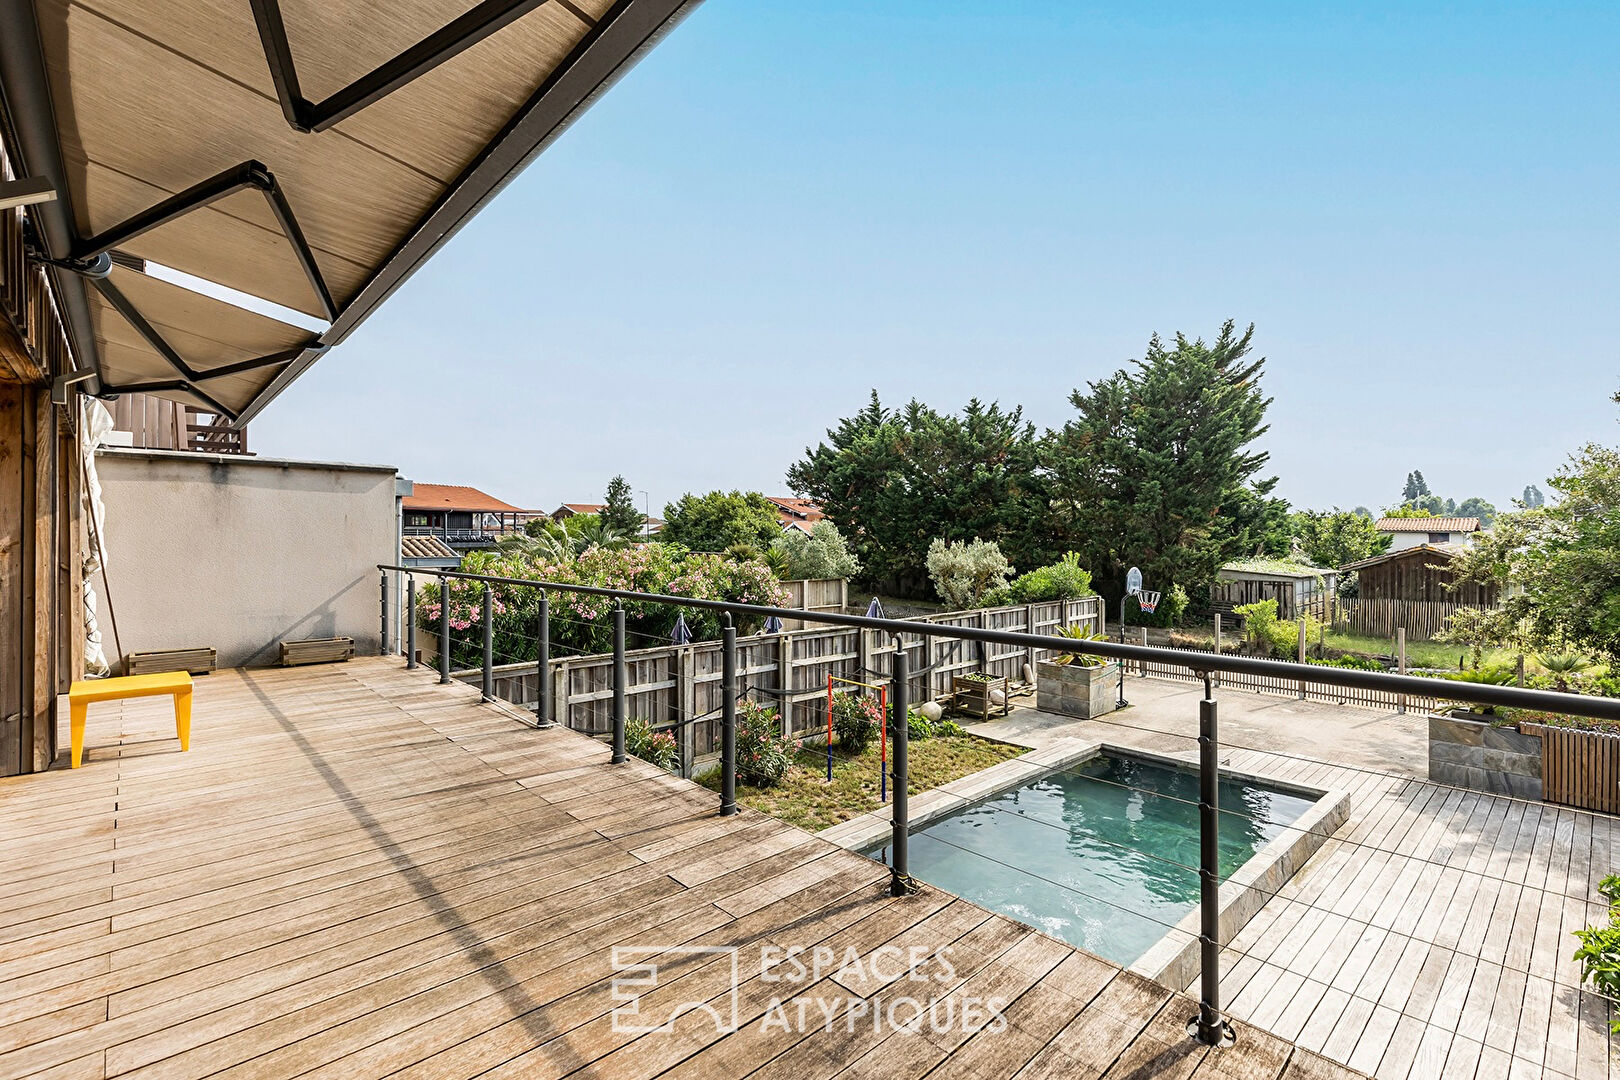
[1213,613,1222,689]
[1396,628,1408,714]
[1297,616,1307,698]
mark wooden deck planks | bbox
[0,660,1359,1080]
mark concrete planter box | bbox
[1428,712,1542,800]
[1035,660,1121,720]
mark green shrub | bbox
[1231,597,1320,659]
[1005,553,1095,604]
[926,538,1013,609]
[1574,875,1620,1032]
[1123,583,1189,628]
[736,700,796,786]
[773,520,861,581]
[625,718,678,772]
[936,719,967,737]
[830,690,881,753]
[1306,654,1385,672]
[885,703,935,740]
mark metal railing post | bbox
[535,592,552,728]
[405,575,417,669]
[890,641,914,896]
[438,575,451,684]
[1192,673,1232,1046]
[1212,613,1222,688]
[611,604,626,763]
[720,616,737,815]
[481,586,494,701]
[379,570,390,655]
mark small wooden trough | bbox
[126,647,215,676]
[951,674,1010,721]
[278,636,355,667]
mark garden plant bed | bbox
[698,733,1026,832]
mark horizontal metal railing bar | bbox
[378,564,1620,722]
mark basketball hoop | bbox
[1138,590,1161,615]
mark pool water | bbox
[863,753,1318,967]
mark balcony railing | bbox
[378,561,1620,1050]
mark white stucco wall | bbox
[91,448,398,669]
[1384,530,1467,551]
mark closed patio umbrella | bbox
[671,614,692,645]
[865,598,885,620]
[763,615,784,634]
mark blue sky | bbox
[253,1,1620,518]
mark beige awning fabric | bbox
[6,0,697,418]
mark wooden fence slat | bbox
[460,595,1101,772]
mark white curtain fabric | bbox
[81,399,114,676]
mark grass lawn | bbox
[1320,629,1512,670]
[698,734,1026,833]
[1176,622,1510,671]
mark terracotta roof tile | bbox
[401,536,459,560]
[1374,517,1480,533]
[403,483,528,514]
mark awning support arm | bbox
[248,0,590,135]
[71,160,338,321]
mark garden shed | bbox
[1212,559,1336,621]
[1340,545,1498,605]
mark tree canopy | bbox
[1288,509,1391,569]
[1049,320,1277,599]
[786,393,1052,592]
[600,476,644,536]
[1452,396,1620,661]
[660,490,782,554]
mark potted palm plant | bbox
[1035,626,1121,719]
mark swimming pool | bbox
[862,751,1320,968]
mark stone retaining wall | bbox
[1427,713,1542,800]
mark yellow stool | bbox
[68,671,194,768]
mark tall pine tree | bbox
[601,475,645,536]
[1050,320,1276,600]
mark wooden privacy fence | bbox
[458,596,1101,776]
[1335,597,1475,641]
[1524,722,1620,815]
[1135,644,1445,714]
[776,578,848,630]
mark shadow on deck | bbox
[0,658,1362,1079]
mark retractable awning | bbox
[0,0,697,421]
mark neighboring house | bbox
[1212,558,1338,621]
[400,535,462,571]
[766,496,824,535]
[551,503,663,533]
[404,484,536,549]
[1339,545,1499,606]
[1375,516,1480,551]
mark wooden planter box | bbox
[1035,660,1120,720]
[278,636,355,667]
[125,647,215,676]
[951,675,1009,721]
